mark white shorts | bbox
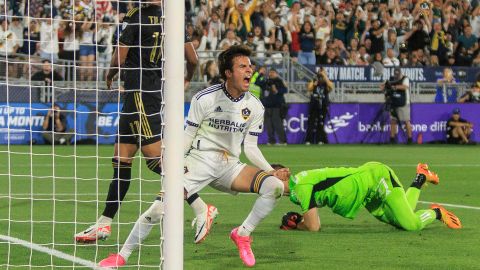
[184,149,246,197]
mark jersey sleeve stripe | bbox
[126,7,139,17]
[186,120,199,127]
[195,85,222,100]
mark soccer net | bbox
[0,0,183,269]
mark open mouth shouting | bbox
[243,75,251,89]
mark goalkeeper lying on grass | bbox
[274,162,462,231]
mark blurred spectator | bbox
[20,19,40,55]
[372,52,383,66]
[39,16,59,63]
[318,47,343,65]
[446,108,474,144]
[332,7,349,46]
[249,62,264,99]
[79,18,95,81]
[305,67,333,145]
[429,54,440,66]
[31,59,64,84]
[446,54,456,66]
[226,0,259,40]
[59,21,80,80]
[268,14,287,47]
[203,59,223,86]
[315,17,330,47]
[298,21,316,65]
[252,25,267,59]
[382,48,400,67]
[416,49,429,65]
[409,50,423,66]
[435,67,458,103]
[42,104,72,145]
[243,31,257,51]
[287,10,301,57]
[455,25,478,65]
[0,18,19,56]
[472,6,480,37]
[9,17,23,50]
[405,20,430,52]
[429,20,448,64]
[367,20,386,55]
[265,38,284,65]
[206,9,224,51]
[96,17,115,81]
[384,29,399,56]
[261,68,287,145]
[458,82,480,103]
[218,29,241,50]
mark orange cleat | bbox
[430,203,462,229]
[193,204,218,244]
[416,163,439,185]
[75,224,111,243]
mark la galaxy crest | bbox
[241,108,251,120]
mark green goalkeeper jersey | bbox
[289,162,400,219]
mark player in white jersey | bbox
[99,45,289,268]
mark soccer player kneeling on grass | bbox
[74,1,201,243]
[99,45,289,268]
[276,162,462,232]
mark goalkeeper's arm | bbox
[297,208,321,231]
[281,208,321,232]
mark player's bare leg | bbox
[75,143,138,243]
[229,165,284,267]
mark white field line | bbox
[0,234,106,270]
[1,192,479,211]
[418,201,480,210]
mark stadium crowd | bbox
[0,0,479,74]
[185,0,480,68]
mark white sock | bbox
[238,176,284,237]
[97,215,113,226]
[119,199,164,261]
[190,196,207,217]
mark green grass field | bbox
[0,145,479,269]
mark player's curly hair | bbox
[218,45,252,80]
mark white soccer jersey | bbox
[186,83,264,159]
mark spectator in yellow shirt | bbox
[226,0,258,40]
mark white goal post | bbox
[163,0,184,269]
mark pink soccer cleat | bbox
[230,227,255,267]
[98,253,126,268]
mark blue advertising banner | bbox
[316,66,479,82]
[0,102,478,144]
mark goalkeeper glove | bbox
[280,212,303,230]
